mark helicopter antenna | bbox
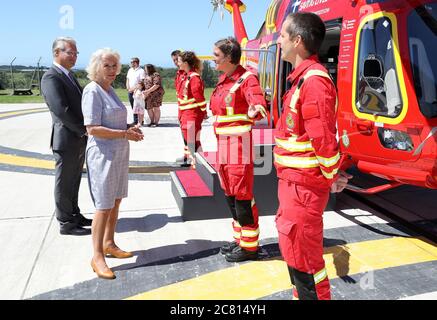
[209,0,225,28]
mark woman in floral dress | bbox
[143,64,165,127]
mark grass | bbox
[0,88,215,105]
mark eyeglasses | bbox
[62,50,79,57]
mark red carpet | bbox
[176,170,213,197]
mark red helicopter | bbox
[171,0,437,219]
[219,0,437,194]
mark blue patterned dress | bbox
[82,82,129,210]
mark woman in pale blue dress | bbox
[82,48,143,280]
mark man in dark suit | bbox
[41,37,92,236]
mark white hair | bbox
[86,48,122,81]
[52,37,76,56]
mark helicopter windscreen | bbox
[408,3,437,118]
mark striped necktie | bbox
[67,71,82,94]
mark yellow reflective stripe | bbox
[216,114,253,123]
[304,70,331,80]
[229,71,253,94]
[275,137,314,152]
[316,153,341,168]
[179,101,207,110]
[274,154,320,168]
[223,72,253,117]
[289,70,336,112]
[239,240,259,248]
[179,98,196,104]
[241,229,260,238]
[289,88,301,112]
[183,73,201,99]
[233,232,241,240]
[215,125,252,135]
[314,268,328,285]
[321,168,339,180]
[233,221,241,228]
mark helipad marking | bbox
[0,153,55,170]
[0,108,178,174]
[0,108,54,170]
[0,108,48,119]
[127,236,437,300]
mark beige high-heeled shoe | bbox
[91,259,116,280]
[104,246,134,259]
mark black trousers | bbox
[288,266,319,300]
[128,92,138,123]
[225,196,255,227]
[53,140,86,225]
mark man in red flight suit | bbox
[210,37,267,262]
[275,13,351,300]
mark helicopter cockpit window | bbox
[356,17,403,118]
[408,3,437,118]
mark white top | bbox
[133,89,145,108]
[126,67,146,90]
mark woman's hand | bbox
[125,127,144,142]
[248,105,266,119]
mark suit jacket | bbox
[41,65,87,151]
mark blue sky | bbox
[0,0,269,69]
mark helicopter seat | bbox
[384,68,401,117]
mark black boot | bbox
[220,241,239,255]
[225,246,258,262]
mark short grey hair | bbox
[52,37,76,56]
[86,48,122,81]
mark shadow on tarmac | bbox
[117,214,183,233]
[111,239,227,271]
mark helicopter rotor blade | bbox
[219,4,225,20]
[208,7,217,28]
[209,0,225,27]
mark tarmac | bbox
[1,102,437,300]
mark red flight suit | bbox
[177,71,207,158]
[274,56,340,300]
[175,69,185,120]
[209,65,267,252]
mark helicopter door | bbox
[258,44,278,127]
[277,57,292,119]
[319,20,342,85]
[351,13,415,158]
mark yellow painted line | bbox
[0,153,55,170]
[0,108,170,174]
[127,237,437,300]
[0,108,48,119]
[0,154,172,174]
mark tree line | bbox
[0,61,220,91]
